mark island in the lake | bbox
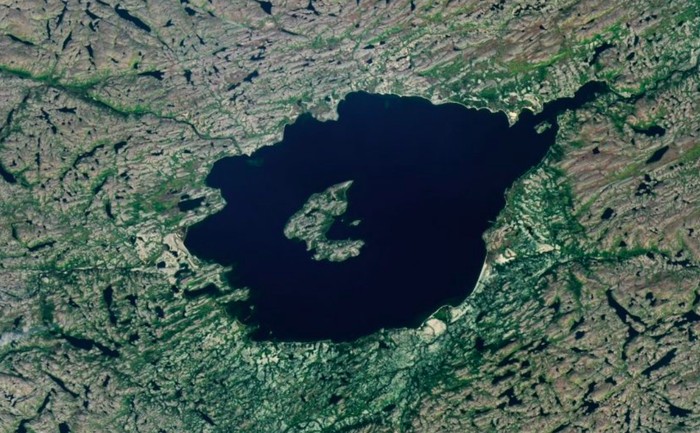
[283,180,364,263]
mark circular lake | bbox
[185,86,605,341]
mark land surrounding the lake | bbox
[0,1,699,432]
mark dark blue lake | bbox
[185,85,605,341]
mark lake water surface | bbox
[185,84,606,341]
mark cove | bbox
[185,83,607,342]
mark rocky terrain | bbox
[0,0,698,432]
